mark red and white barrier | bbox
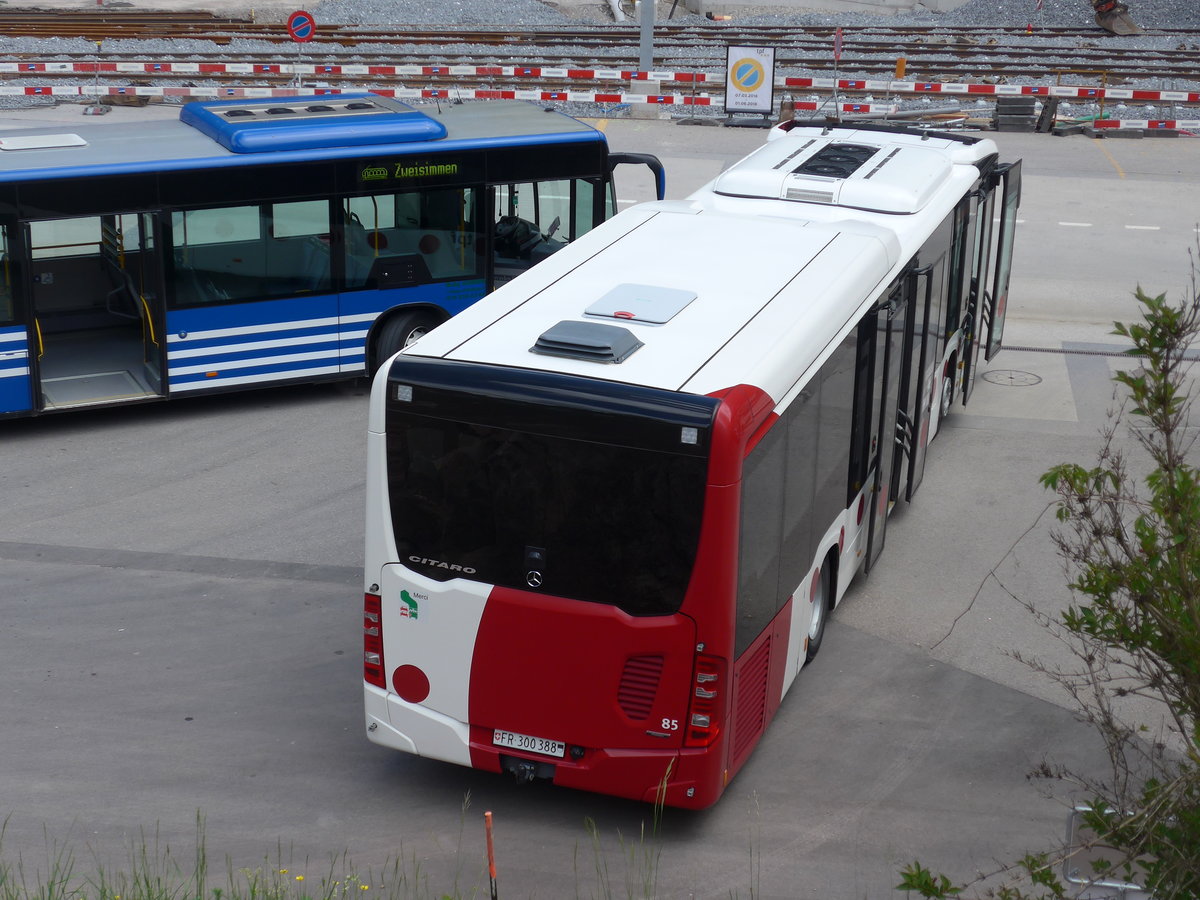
[1,76,1196,131]
[2,60,1199,106]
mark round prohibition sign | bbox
[730,57,766,92]
[286,9,316,42]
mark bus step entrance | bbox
[37,327,164,410]
[41,369,159,410]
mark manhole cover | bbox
[982,369,1042,386]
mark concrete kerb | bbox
[676,0,969,15]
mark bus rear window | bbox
[385,390,711,617]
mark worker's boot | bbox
[1092,0,1141,35]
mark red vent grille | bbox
[617,655,664,720]
[732,639,771,763]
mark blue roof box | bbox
[179,93,448,153]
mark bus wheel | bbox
[939,357,957,419]
[805,560,833,663]
[374,310,443,371]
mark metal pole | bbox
[485,811,498,900]
[638,0,654,73]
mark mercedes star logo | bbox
[526,570,543,588]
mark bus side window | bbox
[492,180,583,287]
[344,188,479,290]
[736,422,787,657]
[170,206,256,305]
[269,199,332,294]
[169,200,331,305]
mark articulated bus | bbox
[363,120,1021,808]
[0,93,662,417]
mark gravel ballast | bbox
[0,0,1195,118]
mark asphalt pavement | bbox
[1,104,1198,898]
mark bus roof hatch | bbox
[584,283,697,325]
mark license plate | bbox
[492,728,565,758]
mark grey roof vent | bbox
[793,143,878,179]
[531,321,643,364]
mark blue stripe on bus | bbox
[337,279,487,318]
[168,356,341,386]
[167,293,338,335]
[0,355,29,372]
[163,280,490,386]
[169,322,341,353]
[172,338,344,367]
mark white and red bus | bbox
[363,120,1021,809]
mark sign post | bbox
[287,10,316,89]
[723,45,775,127]
[831,27,843,119]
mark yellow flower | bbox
[295,876,304,882]
[279,870,289,875]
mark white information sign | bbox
[724,45,776,115]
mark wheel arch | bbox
[366,303,448,372]
[824,542,841,610]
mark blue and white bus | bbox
[0,93,662,417]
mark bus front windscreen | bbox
[384,361,715,617]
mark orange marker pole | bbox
[485,811,498,900]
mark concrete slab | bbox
[678,0,968,16]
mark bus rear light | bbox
[685,653,724,748]
[364,592,385,689]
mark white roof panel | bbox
[428,207,891,397]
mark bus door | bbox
[903,264,936,501]
[984,161,1022,361]
[132,212,167,389]
[0,218,34,416]
[960,186,996,405]
[24,213,165,412]
[864,282,910,573]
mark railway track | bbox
[8,48,1200,86]
[0,10,1197,105]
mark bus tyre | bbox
[805,561,833,663]
[374,310,443,371]
[939,357,957,419]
